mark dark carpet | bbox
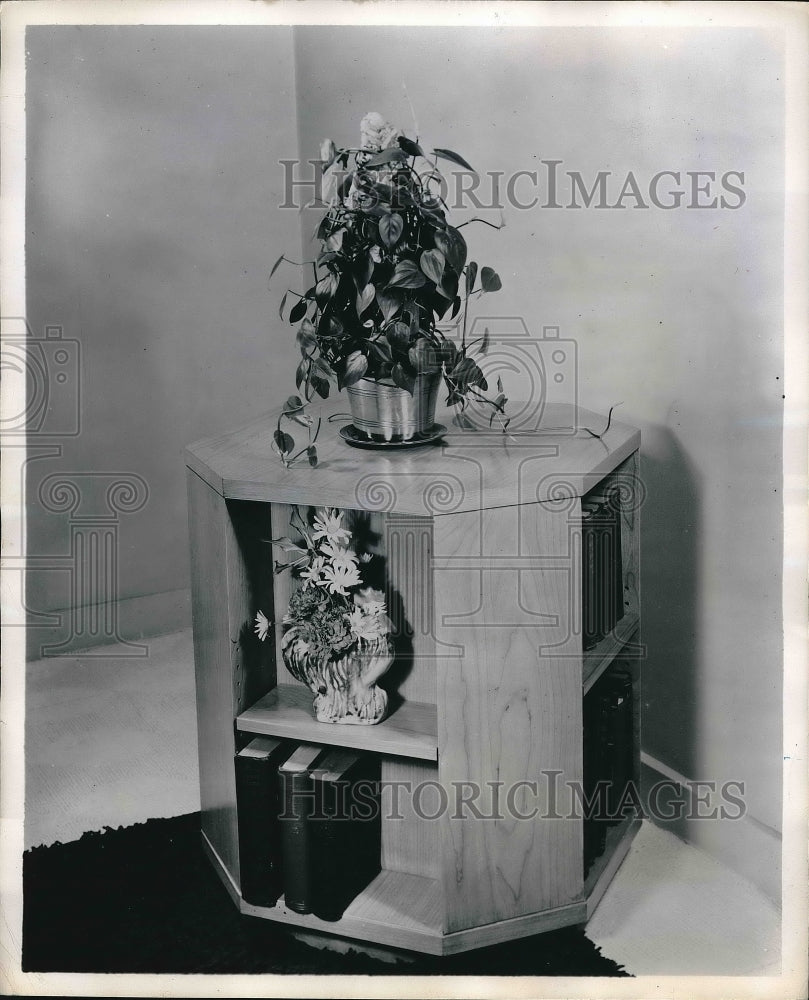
[23,812,629,976]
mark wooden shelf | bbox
[236,684,438,761]
[241,869,444,955]
[582,612,640,694]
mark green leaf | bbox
[480,327,490,354]
[315,272,338,307]
[311,374,330,399]
[398,136,425,158]
[364,147,407,168]
[466,261,478,295]
[324,228,345,252]
[356,282,376,317]
[391,362,416,395]
[420,248,446,285]
[284,395,304,412]
[497,376,504,395]
[451,295,462,319]
[278,290,288,320]
[273,430,295,455]
[307,445,318,467]
[433,147,475,172]
[378,212,404,248]
[353,254,374,291]
[295,358,309,389]
[433,226,467,273]
[296,319,317,353]
[343,350,368,387]
[480,267,502,293]
[269,254,285,280]
[387,321,411,353]
[387,259,428,290]
[376,286,401,322]
[438,269,459,302]
[289,297,308,324]
[369,338,393,366]
[312,356,335,382]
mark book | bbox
[234,736,296,906]
[277,742,329,914]
[581,487,624,650]
[308,749,381,921]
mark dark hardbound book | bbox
[309,749,381,921]
[604,670,634,823]
[581,503,602,651]
[234,736,296,906]
[583,682,609,875]
[582,488,624,650]
[277,743,329,914]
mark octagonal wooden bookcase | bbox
[185,399,642,957]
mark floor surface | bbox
[24,629,782,977]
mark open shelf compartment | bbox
[237,683,439,761]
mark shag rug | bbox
[23,812,629,976]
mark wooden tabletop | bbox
[185,398,639,515]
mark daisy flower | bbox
[312,508,351,545]
[322,560,362,596]
[254,610,271,642]
[300,555,326,590]
[320,541,359,571]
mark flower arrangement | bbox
[271,111,510,462]
[254,506,393,724]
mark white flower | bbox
[322,560,362,596]
[320,541,359,570]
[312,508,351,545]
[359,552,373,563]
[347,607,387,643]
[254,610,271,642]
[360,112,400,153]
[300,555,326,590]
[354,586,386,609]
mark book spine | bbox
[310,759,381,921]
[234,752,283,906]
[279,768,316,914]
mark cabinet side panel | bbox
[381,758,441,879]
[187,469,241,883]
[434,502,583,933]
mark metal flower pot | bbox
[346,374,440,442]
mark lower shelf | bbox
[203,831,587,956]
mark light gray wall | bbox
[26,26,302,650]
[293,26,784,846]
[25,24,784,885]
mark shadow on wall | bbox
[639,423,701,781]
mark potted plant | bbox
[254,505,394,725]
[272,111,509,450]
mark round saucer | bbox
[339,423,447,449]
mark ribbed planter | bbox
[346,374,440,443]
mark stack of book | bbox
[581,486,625,651]
[582,667,635,878]
[234,738,381,920]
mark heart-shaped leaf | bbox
[387,321,411,353]
[465,261,478,295]
[398,136,425,158]
[284,395,304,412]
[343,350,368,386]
[409,338,441,374]
[480,267,502,293]
[420,248,446,286]
[315,272,338,307]
[391,362,416,395]
[387,260,427,290]
[325,228,345,252]
[353,253,374,290]
[376,286,402,322]
[307,445,318,467]
[369,337,393,365]
[296,319,317,353]
[433,147,475,172]
[433,226,467,273]
[295,358,309,389]
[364,147,407,168]
[356,282,376,317]
[451,295,462,319]
[379,212,404,248]
[273,430,295,455]
[289,297,308,324]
